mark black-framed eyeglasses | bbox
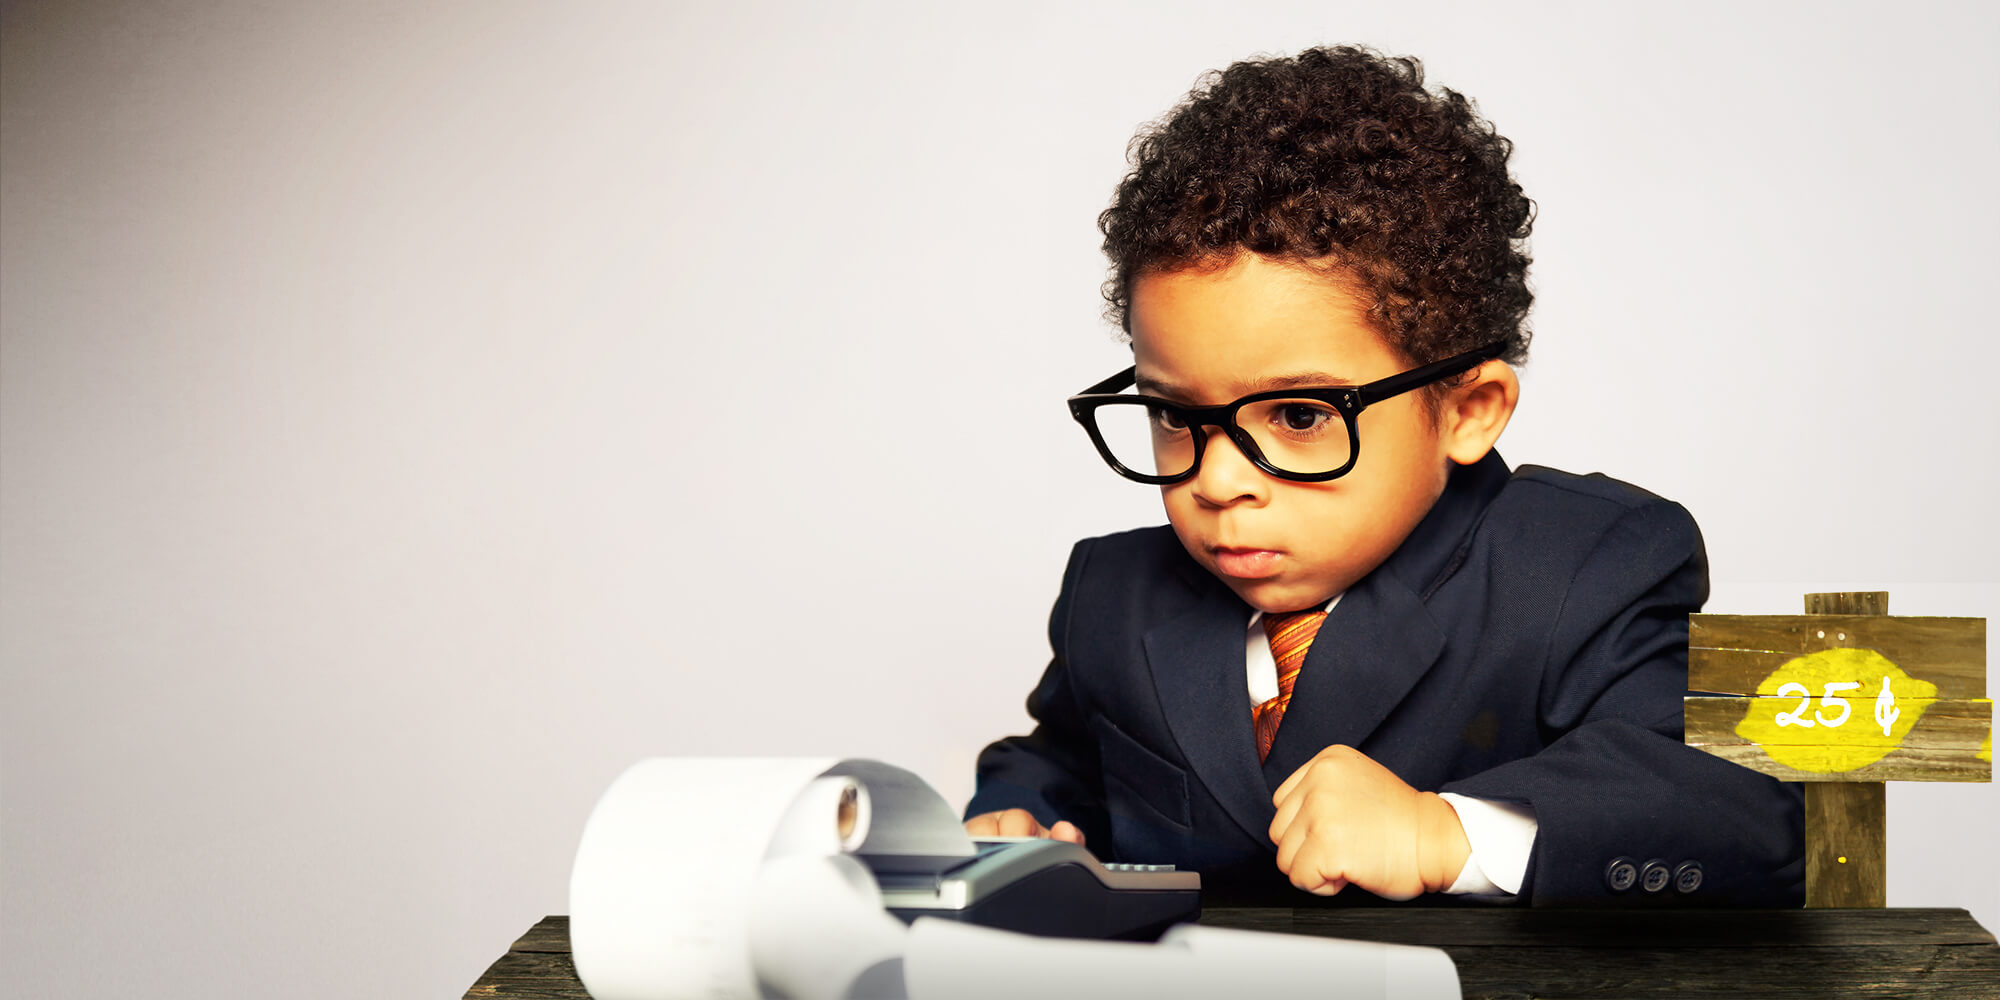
[1067,341,1506,484]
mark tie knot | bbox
[1263,610,1327,660]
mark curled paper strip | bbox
[748,854,909,1000]
[903,917,1458,1000]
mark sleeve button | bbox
[1640,859,1672,893]
[1674,861,1703,894]
[1604,856,1639,892]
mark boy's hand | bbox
[1269,744,1471,900]
[963,809,1087,846]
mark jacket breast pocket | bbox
[1090,713,1192,833]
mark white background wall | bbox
[3,1,1995,995]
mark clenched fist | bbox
[1269,744,1471,900]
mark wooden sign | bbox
[1684,610,1990,783]
[1684,593,1989,908]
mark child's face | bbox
[1130,253,1457,614]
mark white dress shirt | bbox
[1247,596,1537,896]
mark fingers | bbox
[1274,824,1345,896]
[1268,785,1304,845]
[1274,813,1304,874]
[963,810,1035,836]
[996,809,1043,837]
[964,809,1083,843]
[1310,875,1349,897]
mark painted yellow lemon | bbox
[1734,648,1937,773]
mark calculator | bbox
[866,837,1201,942]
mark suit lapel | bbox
[1259,577,1446,786]
[1142,575,1274,848]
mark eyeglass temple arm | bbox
[1353,342,1507,405]
[1077,367,1137,395]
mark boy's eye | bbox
[1148,404,1189,431]
[1276,402,1335,433]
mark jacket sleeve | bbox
[1439,498,1806,906]
[960,539,1111,852]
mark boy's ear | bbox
[1440,359,1519,466]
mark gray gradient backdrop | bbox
[4,1,1997,996]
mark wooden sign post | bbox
[1683,592,1991,907]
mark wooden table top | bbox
[466,907,2000,999]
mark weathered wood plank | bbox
[463,949,590,999]
[468,950,580,982]
[1805,592,1890,616]
[1207,907,2000,948]
[1684,696,1992,781]
[1691,647,1989,699]
[509,908,2000,951]
[1806,783,1886,908]
[1688,696,1984,780]
[1688,740,1992,782]
[469,912,2000,1000]
[1688,692,1984,784]
[1799,595,1892,911]
[1686,697,1993,750]
[1688,615,1986,697]
[1686,697,1992,747]
[510,915,571,954]
[1439,943,2000,999]
[1799,593,1889,910]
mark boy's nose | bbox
[1188,430,1268,506]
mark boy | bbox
[961,45,1803,906]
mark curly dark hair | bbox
[1098,45,1536,402]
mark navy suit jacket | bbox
[964,450,1804,907]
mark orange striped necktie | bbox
[1254,610,1327,764]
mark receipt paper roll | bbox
[569,758,879,1000]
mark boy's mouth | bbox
[1210,546,1284,579]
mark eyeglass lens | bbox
[1090,397,1352,478]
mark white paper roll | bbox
[569,758,849,1000]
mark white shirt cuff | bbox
[1436,792,1537,896]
